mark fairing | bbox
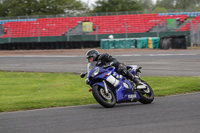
[86,62,140,102]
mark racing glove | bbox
[80,72,87,78]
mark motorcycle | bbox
[80,61,154,108]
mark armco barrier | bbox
[101,38,159,49]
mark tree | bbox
[2,0,39,16]
[0,0,87,17]
[175,0,200,10]
[137,0,153,10]
[91,0,143,13]
[154,0,175,9]
[0,3,7,16]
[153,7,168,13]
[154,0,200,11]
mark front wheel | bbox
[138,80,154,104]
[92,85,116,108]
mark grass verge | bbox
[0,71,199,112]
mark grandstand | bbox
[0,11,199,50]
[177,15,200,31]
[0,13,192,38]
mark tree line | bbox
[0,0,200,17]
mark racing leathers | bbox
[96,53,140,84]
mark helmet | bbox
[86,49,99,62]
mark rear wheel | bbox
[138,80,154,104]
[92,85,116,108]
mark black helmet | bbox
[86,49,99,62]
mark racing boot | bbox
[126,72,141,85]
[128,73,148,90]
[125,72,141,93]
[126,72,148,92]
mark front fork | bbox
[102,80,109,94]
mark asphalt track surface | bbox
[0,93,200,133]
[0,49,200,76]
[0,49,200,133]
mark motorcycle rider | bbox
[82,49,141,85]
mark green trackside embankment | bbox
[0,71,199,112]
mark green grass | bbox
[144,76,200,96]
[0,71,199,112]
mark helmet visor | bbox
[87,56,94,63]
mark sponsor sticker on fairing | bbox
[128,94,137,99]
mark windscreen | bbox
[87,61,97,72]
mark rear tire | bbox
[92,85,116,108]
[138,80,154,104]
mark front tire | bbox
[92,85,116,108]
[138,80,154,104]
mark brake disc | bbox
[100,88,112,100]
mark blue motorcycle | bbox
[81,61,154,108]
